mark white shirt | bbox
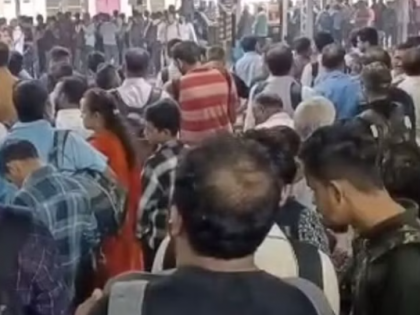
[398,75,420,144]
[157,21,182,43]
[83,23,96,47]
[12,26,24,54]
[255,112,294,129]
[56,109,92,139]
[301,55,324,87]
[117,78,169,109]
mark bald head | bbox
[124,48,150,77]
[322,43,346,70]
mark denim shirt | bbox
[314,70,361,120]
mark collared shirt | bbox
[12,165,99,296]
[6,120,107,174]
[1,207,71,315]
[157,21,182,43]
[117,78,168,109]
[234,51,265,88]
[255,112,294,129]
[314,70,361,120]
[56,109,92,139]
[138,140,185,249]
[83,23,96,47]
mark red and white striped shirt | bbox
[178,66,237,145]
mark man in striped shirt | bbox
[168,41,238,145]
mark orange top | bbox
[0,67,17,124]
[90,130,143,282]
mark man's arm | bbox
[378,245,420,315]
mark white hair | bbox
[293,96,336,139]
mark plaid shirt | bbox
[12,165,99,296]
[138,140,185,249]
[0,207,71,315]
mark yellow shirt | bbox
[0,67,17,124]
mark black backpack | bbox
[359,103,420,193]
[0,208,33,315]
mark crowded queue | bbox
[0,24,420,315]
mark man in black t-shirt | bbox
[80,134,321,315]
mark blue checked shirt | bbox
[11,165,99,297]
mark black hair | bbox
[124,48,150,76]
[254,93,283,110]
[402,47,420,76]
[293,37,311,55]
[13,80,48,123]
[52,62,73,81]
[59,76,88,106]
[314,32,334,53]
[240,36,259,52]
[173,133,281,259]
[207,45,225,62]
[321,43,345,70]
[49,46,71,63]
[87,51,106,73]
[172,41,200,65]
[0,140,39,174]
[265,43,293,76]
[362,47,392,69]
[145,98,181,136]
[0,41,10,67]
[361,61,392,98]
[83,88,137,169]
[357,27,379,46]
[300,120,384,191]
[244,126,300,185]
[95,63,120,90]
[167,38,182,58]
[8,50,23,76]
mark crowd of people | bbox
[1,5,420,315]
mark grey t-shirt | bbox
[100,21,118,46]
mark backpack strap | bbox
[289,240,324,290]
[145,88,162,107]
[108,280,148,315]
[311,61,319,87]
[161,68,170,84]
[284,277,335,315]
[49,130,71,169]
[290,81,302,110]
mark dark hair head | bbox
[52,62,73,81]
[83,89,137,168]
[265,43,293,76]
[361,61,392,95]
[124,48,150,76]
[244,127,300,185]
[406,35,420,47]
[0,140,39,174]
[321,43,345,70]
[145,98,181,136]
[49,46,71,63]
[59,76,88,105]
[95,63,121,90]
[172,41,201,65]
[87,51,106,73]
[357,27,379,46]
[207,46,225,62]
[254,93,283,110]
[402,47,420,76]
[173,133,281,259]
[8,50,23,76]
[240,36,259,52]
[314,32,334,53]
[362,47,392,68]
[13,80,48,123]
[293,37,311,54]
[0,41,10,67]
[167,38,182,58]
[300,120,384,191]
